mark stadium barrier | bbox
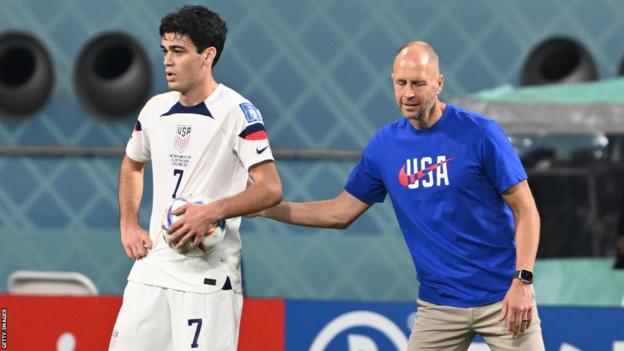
[1,295,623,350]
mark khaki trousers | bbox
[408,298,544,351]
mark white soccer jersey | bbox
[124,84,274,294]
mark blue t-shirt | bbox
[344,104,527,307]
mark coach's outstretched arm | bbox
[261,190,372,229]
[118,155,153,259]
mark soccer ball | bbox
[161,195,226,255]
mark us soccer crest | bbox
[174,125,192,153]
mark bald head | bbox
[391,41,445,127]
[394,41,440,76]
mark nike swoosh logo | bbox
[398,157,454,187]
[256,145,269,154]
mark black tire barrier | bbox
[521,37,598,86]
[74,32,151,120]
[0,32,54,119]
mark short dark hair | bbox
[159,5,228,67]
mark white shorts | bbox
[109,281,243,351]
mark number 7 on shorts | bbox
[188,318,202,348]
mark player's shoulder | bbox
[216,84,248,104]
[209,84,251,111]
[215,84,264,125]
[139,91,180,120]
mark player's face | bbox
[161,33,212,95]
[391,58,442,122]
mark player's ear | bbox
[203,47,217,67]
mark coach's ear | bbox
[437,74,445,95]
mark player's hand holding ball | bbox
[162,195,226,256]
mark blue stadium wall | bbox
[1,0,623,300]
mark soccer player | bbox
[258,41,545,350]
[109,5,282,351]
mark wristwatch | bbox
[512,270,534,284]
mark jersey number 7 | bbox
[172,168,184,198]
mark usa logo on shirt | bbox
[174,125,192,153]
[398,155,454,189]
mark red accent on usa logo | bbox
[174,125,192,153]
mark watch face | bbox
[520,270,533,282]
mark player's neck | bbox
[178,78,219,106]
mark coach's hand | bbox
[121,224,152,260]
[498,279,533,338]
[168,202,221,252]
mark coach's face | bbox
[161,33,215,96]
[391,47,443,123]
